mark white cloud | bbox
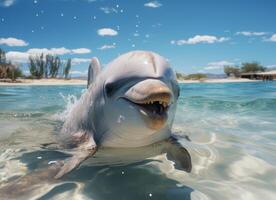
[144,1,162,8]
[27,47,91,55]
[98,44,116,50]
[71,48,91,54]
[204,61,234,70]
[266,34,276,42]
[6,51,29,63]
[6,47,91,63]
[70,70,83,74]
[171,35,229,45]
[27,48,70,55]
[70,70,88,76]
[71,58,91,65]
[236,31,267,36]
[0,0,16,7]
[0,37,28,46]
[100,7,118,14]
[97,28,118,36]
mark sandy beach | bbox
[0,78,261,86]
[0,78,87,86]
[178,78,260,83]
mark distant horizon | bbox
[1,0,276,76]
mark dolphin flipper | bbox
[54,132,97,179]
[164,136,192,172]
[87,57,101,88]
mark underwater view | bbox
[0,82,276,200]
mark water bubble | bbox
[117,115,125,123]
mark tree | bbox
[49,56,62,78]
[28,54,45,78]
[7,64,23,81]
[224,65,240,77]
[28,54,64,79]
[241,62,266,73]
[0,48,6,64]
[176,71,185,80]
[64,58,71,79]
[0,48,22,81]
[186,73,207,80]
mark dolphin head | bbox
[93,51,180,147]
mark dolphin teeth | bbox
[140,109,147,116]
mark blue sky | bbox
[0,0,276,75]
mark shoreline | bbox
[178,78,261,83]
[0,78,87,86]
[0,78,264,86]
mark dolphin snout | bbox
[125,79,172,105]
[123,79,173,130]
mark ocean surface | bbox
[0,82,276,200]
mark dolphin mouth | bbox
[123,79,172,129]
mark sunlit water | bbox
[0,82,276,200]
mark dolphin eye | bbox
[105,82,115,97]
[104,77,141,98]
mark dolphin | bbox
[0,51,192,199]
[54,50,192,178]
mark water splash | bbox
[52,91,85,122]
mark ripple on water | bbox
[0,83,276,199]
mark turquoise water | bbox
[0,82,276,199]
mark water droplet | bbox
[117,115,125,123]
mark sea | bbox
[0,81,276,200]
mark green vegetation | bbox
[224,65,240,77]
[224,62,266,77]
[176,71,186,80]
[241,62,266,73]
[0,48,23,81]
[29,54,45,78]
[176,71,207,80]
[185,73,207,80]
[28,54,71,79]
[0,48,75,80]
[64,58,71,79]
